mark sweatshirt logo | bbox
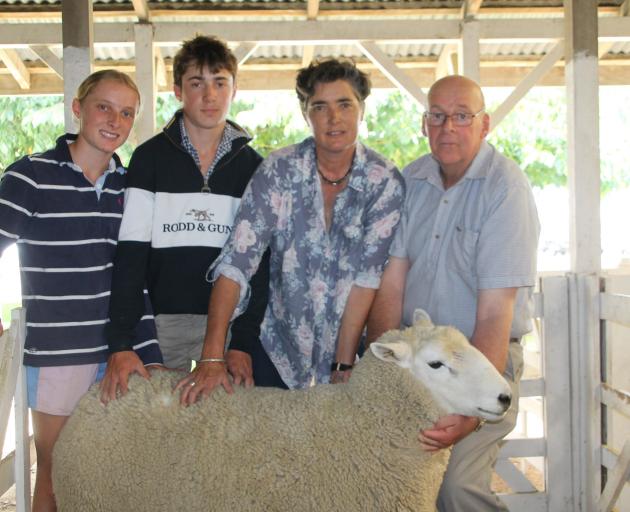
[162,208,232,235]
[186,208,215,222]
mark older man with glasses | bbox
[367,75,540,511]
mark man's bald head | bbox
[428,75,485,112]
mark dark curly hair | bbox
[173,35,237,87]
[295,59,371,113]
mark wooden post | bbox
[62,0,93,132]
[565,0,602,509]
[458,19,480,82]
[565,0,601,274]
[541,275,574,510]
[0,310,26,500]
[568,273,602,510]
[134,22,157,144]
[14,310,30,512]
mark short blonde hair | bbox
[76,69,141,110]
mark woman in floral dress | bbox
[177,58,405,402]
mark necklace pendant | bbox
[317,167,352,187]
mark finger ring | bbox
[189,381,196,386]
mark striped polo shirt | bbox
[0,134,161,367]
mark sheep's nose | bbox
[498,393,512,410]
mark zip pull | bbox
[201,184,211,193]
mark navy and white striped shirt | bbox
[0,134,161,367]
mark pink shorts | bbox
[26,363,106,416]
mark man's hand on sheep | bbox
[226,349,254,388]
[176,360,234,405]
[418,414,481,451]
[100,351,151,404]
[330,369,353,384]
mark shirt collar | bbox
[408,139,492,188]
[55,133,125,176]
[459,140,492,180]
[178,114,247,150]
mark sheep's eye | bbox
[428,361,443,369]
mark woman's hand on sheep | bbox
[100,351,151,404]
[176,362,234,405]
[226,349,254,388]
[418,414,480,452]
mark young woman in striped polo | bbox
[0,70,162,511]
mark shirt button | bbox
[435,234,440,239]
[443,199,448,204]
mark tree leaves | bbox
[0,96,64,172]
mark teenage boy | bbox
[101,35,268,401]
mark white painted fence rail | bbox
[493,273,629,511]
[499,275,574,511]
[0,307,31,512]
[598,288,630,512]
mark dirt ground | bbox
[0,465,34,511]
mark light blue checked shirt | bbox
[390,141,540,339]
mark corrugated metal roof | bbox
[0,0,623,7]
[1,0,629,93]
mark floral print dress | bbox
[210,137,405,389]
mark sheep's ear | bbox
[370,341,412,368]
[413,309,433,327]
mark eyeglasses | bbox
[423,109,485,127]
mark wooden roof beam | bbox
[435,43,457,80]
[1,18,630,47]
[460,0,483,19]
[306,0,320,21]
[357,40,427,107]
[7,59,630,95]
[131,0,150,22]
[303,0,320,67]
[29,45,63,78]
[302,46,315,67]
[155,46,167,87]
[233,42,258,66]
[490,40,563,130]
[0,48,30,89]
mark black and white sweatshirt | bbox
[106,111,269,354]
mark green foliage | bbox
[248,119,311,157]
[487,91,567,189]
[0,96,64,172]
[1,301,21,329]
[362,92,429,170]
[156,94,180,128]
[231,98,309,157]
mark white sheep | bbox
[53,309,511,512]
